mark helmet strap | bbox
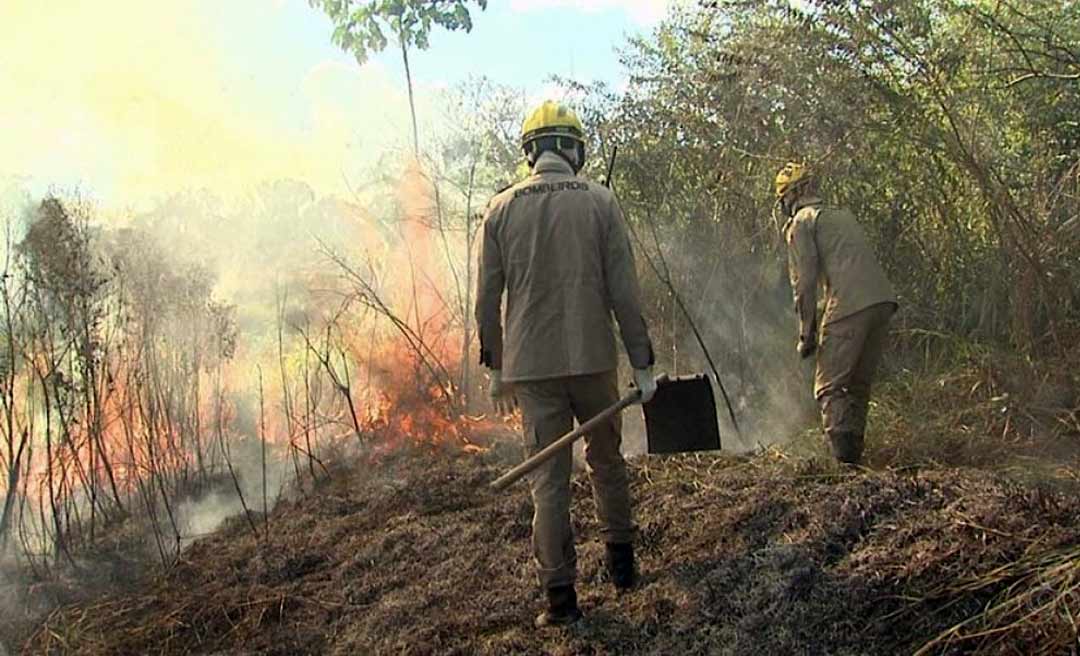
[780,177,811,217]
[556,137,582,172]
[772,199,788,241]
[524,136,585,173]
[779,191,798,219]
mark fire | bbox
[0,162,502,562]
[316,158,499,456]
[354,338,465,449]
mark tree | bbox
[309,0,489,158]
[426,77,523,409]
[560,0,1079,444]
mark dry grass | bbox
[858,332,1080,475]
[16,441,1080,656]
[915,544,1080,655]
[9,337,1080,655]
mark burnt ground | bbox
[16,444,1080,655]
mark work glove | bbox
[488,370,517,416]
[632,367,658,404]
[797,332,818,360]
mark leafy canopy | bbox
[309,0,488,63]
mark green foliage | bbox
[536,0,1079,448]
[309,0,487,64]
[585,0,1079,363]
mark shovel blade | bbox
[643,374,722,454]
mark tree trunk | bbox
[400,37,420,159]
[0,465,18,551]
[461,161,477,411]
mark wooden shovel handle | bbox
[489,389,641,492]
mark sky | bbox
[0,0,672,209]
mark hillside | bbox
[4,2,1079,655]
[21,444,1080,656]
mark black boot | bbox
[828,431,865,465]
[605,542,636,591]
[534,585,582,628]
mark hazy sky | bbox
[0,0,671,208]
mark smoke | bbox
[0,5,510,652]
[0,0,420,206]
[571,215,816,461]
[174,445,290,548]
[0,566,13,654]
[633,217,818,454]
[177,491,248,540]
[0,556,32,656]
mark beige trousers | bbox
[814,302,896,439]
[514,369,635,590]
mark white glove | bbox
[632,368,657,404]
[488,370,518,416]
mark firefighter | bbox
[775,163,898,465]
[475,100,656,628]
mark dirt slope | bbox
[23,445,1080,655]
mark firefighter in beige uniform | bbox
[776,163,898,464]
[476,101,656,628]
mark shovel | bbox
[490,373,722,491]
[489,385,646,491]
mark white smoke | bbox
[174,436,292,549]
[0,564,17,656]
[175,491,249,543]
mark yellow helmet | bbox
[774,162,810,198]
[521,100,586,147]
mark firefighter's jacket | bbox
[475,152,654,382]
[784,197,897,340]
